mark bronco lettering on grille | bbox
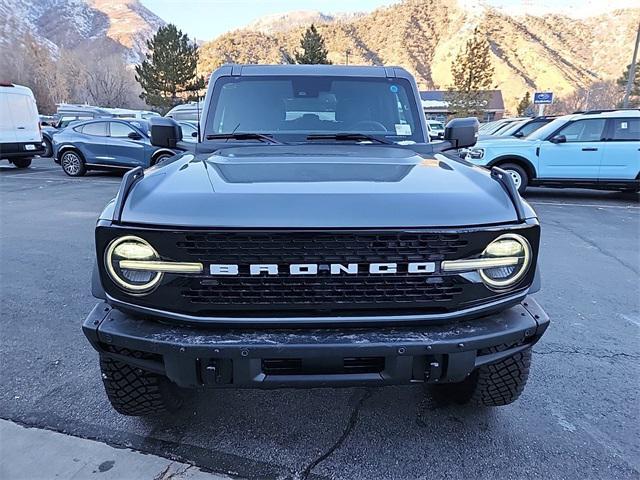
[209,263,436,276]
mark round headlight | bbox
[479,234,531,289]
[105,236,162,293]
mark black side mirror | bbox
[127,131,143,140]
[513,131,524,138]
[549,134,566,144]
[149,117,183,148]
[444,117,479,149]
[191,131,198,138]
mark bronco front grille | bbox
[97,226,540,318]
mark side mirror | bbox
[549,134,566,144]
[444,117,479,149]
[513,131,524,138]
[127,131,143,140]
[191,131,198,138]
[149,117,183,148]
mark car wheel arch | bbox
[57,145,85,161]
[150,149,176,165]
[488,156,537,180]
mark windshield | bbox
[498,119,528,136]
[525,116,572,140]
[204,76,424,143]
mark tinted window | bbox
[557,119,605,142]
[173,111,200,121]
[610,118,640,141]
[109,122,136,138]
[206,76,424,142]
[81,122,107,136]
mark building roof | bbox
[419,90,505,111]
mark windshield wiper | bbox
[205,133,283,144]
[306,133,392,145]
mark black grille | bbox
[176,231,469,263]
[262,357,385,375]
[182,274,463,307]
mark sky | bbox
[140,0,640,41]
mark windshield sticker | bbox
[395,124,412,136]
[389,85,399,93]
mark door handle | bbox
[17,126,25,129]
[581,147,598,151]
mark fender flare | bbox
[487,155,537,180]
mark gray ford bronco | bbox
[83,65,549,416]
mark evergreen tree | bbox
[617,62,639,107]
[516,91,532,115]
[135,24,205,111]
[294,25,332,65]
[445,27,495,117]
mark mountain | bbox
[0,0,164,62]
[246,10,364,34]
[198,0,640,112]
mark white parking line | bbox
[529,201,640,210]
[0,176,120,183]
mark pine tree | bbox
[516,91,532,115]
[294,25,332,65]
[135,24,205,111]
[445,27,495,117]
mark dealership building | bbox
[420,90,505,122]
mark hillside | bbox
[0,0,164,62]
[198,0,639,112]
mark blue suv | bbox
[463,110,640,193]
[53,119,177,176]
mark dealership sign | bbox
[534,92,554,104]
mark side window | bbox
[109,122,136,138]
[81,122,107,136]
[609,118,640,141]
[557,119,606,142]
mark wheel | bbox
[430,346,532,407]
[150,152,174,166]
[100,356,183,416]
[41,137,53,158]
[60,150,86,177]
[12,158,32,169]
[498,163,528,194]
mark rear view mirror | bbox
[149,117,183,148]
[444,117,479,149]
[550,134,566,144]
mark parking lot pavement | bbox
[1,159,639,480]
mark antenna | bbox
[194,36,202,142]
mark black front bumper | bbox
[83,297,549,389]
[1,141,45,159]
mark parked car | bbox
[478,116,556,141]
[52,118,177,176]
[178,121,198,142]
[82,64,549,417]
[0,83,45,168]
[103,108,161,120]
[42,105,116,157]
[463,110,640,193]
[426,119,445,140]
[165,102,203,122]
[478,117,528,135]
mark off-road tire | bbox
[100,356,183,416]
[498,162,528,194]
[430,346,532,407]
[12,158,32,168]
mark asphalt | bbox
[1,158,639,480]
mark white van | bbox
[0,83,45,168]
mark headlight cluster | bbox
[465,147,485,160]
[105,236,202,294]
[442,234,531,290]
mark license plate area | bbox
[261,356,385,375]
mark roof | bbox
[0,83,35,95]
[574,109,639,119]
[216,64,411,79]
[420,90,505,111]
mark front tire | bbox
[499,163,528,194]
[60,150,86,177]
[150,152,174,166]
[12,158,32,169]
[430,346,532,407]
[42,138,53,158]
[100,356,183,416]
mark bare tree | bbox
[85,55,137,107]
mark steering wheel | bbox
[348,120,388,132]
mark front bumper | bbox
[83,297,549,389]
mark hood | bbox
[119,145,519,228]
